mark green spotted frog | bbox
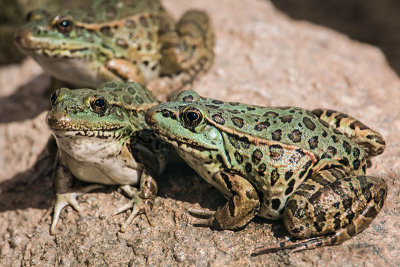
[145,90,387,253]
[15,0,214,90]
[46,81,169,235]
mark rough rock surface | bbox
[1,0,399,265]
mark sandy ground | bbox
[1,0,399,265]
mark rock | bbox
[1,0,399,265]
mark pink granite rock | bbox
[1,0,399,265]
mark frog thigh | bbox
[211,172,260,230]
[312,108,386,158]
[101,59,146,84]
[282,169,387,251]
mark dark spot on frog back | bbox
[270,169,280,186]
[139,16,149,27]
[272,129,282,141]
[342,140,352,154]
[279,115,293,123]
[183,95,194,102]
[231,117,244,128]
[308,136,319,149]
[212,114,225,125]
[212,100,224,105]
[252,149,263,164]
[135,95,144,104]
[288,129,302,143]
[264,111,279,117]
[302,117,316,130]
[127,86,136,95]
[254,119,270,131]
[122,95,133,104]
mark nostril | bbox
[161,109,172,118]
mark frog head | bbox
[46,83,136,157]
[14,5,123,87]
[146,91,231,167]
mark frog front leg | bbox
[100,59,146,84]
[160,10,215,91]
[253,168,387,254]
[114,169,157,232]
[48,153,103,235]
[189,172,260,230]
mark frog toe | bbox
[117,195,155,232]
[187,207,219,227]
[50,192,84,235]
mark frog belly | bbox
[65,156,141,185]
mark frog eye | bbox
[90,95,108,114]
[182,108,203,128]
[50,89,60,106]
[53,16,74,35]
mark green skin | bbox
[14,0,214,89]
[145,90,387,253]
[46,81,169,235]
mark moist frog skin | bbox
[145,90,387,253]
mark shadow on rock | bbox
[0,73,50,123]
[0,141,54,213]
[271,0,400,75]
[158,163,225,211]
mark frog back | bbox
[67,0,168,23]
[97,81,159,129]
[201,100,367,173]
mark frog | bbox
[14,0,214,91]
[45,81,170,235]
[145,90,387,253]
[0,0,69,64]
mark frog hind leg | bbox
[114,169,158,232]
[160,10,215,92]
[47,154,103,235]
[188,172,260,230]
[253,168,387,255]
[312,108,386,158]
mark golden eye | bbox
[90,95,107,114]
[53,16,73,34]
[182,108,203,128]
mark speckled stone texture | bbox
[1,0,399,266]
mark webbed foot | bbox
[115,185,155,232]
[44,184,103,235]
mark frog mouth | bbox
[52,128,125,139]
[15,31,97,59]
[26,47,90,59]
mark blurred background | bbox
[271,0,400,74]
